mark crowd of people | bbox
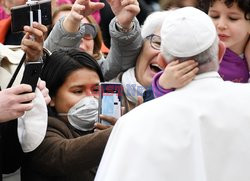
[0,0,249,181]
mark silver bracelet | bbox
[115,19,134,33]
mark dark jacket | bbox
[21,116,112,181]
[0,119,23,181]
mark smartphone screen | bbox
[98,82,123,125]
[10,0,52,32]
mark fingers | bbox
[31,22,48,33]
[165,60,179,68]
[22,22,46,61]
[122,0,140,16]
[15,101,34,112]
[110,0,139,23]
[4,90,35,112]
[182,67,199,82]
[95,113,117,130]
[94,123,111,130]
[70,0,104,20]
[41,87,51,105]
[166,60,198,78]
[94,115,117,130]
[37,79,45,89]
[37,80,51,104]
[21,40,42,57]
[174,60,197,70]
[176,67,198,88]
[16,92,36,104]
[8,84,36,103]
[160,60,199,89]
[31,22,48,34]
[23,22,47,42]
[71,11,84,21]
[89,1,105,11]
[71,3,85,18]
[124,4,140,14]
[0,85,36,122]
[121,0,138,6]
[99,114,117,125]
[8,84,33,95]
[83,1,104,17]
[72,0,85,10]
[178,61,198,75]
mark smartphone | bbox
[10,0,52,33]
[21,62,43,92]
[98,82,123,125]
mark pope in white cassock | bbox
[94,7,250,181]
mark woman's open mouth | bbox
[150,63,162,73]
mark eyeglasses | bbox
[145,34,161,50]
[82,23,98,40]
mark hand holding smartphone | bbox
[98,82,123,125]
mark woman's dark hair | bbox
[206,0,250,20]
[41,49,104,98]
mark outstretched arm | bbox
[45,0,104,52]
[101,0,143,80]
[63,0,104,33]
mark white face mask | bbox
[59,96,99,131]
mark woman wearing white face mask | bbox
[21,49,115,181]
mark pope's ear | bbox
[218,41,226,63]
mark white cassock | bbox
[95,72,250,181]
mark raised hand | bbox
[159,60,199,89]
[21,22,47,62]
[64,0,104,32]
[107,0,140,29]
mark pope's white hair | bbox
[141,11,170,39]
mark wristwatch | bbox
[42,47,51,63]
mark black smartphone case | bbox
[21,62,43,92]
